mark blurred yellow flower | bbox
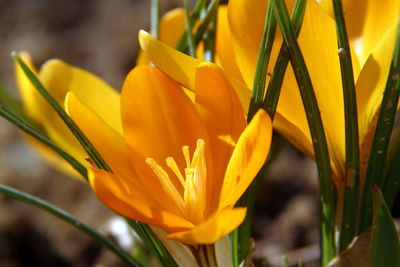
[65,64,272,244]
[140,0,399,193]
[14,53,120,178]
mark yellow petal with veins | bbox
[220,109,271,208]
[165,207,246,244]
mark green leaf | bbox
[331,0,360,251]
[183,0,197,57]
[383,125,400,208]
[371,187,400,267]
[272,0,337,265]
[359,18,400,233]
[0,184,141,267]
[126,219,179,267]
[262,0,306,119]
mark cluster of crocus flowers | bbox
[140,0,400,195]
[63,63,272,244]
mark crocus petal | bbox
[39,59,122,134]
[137,8,187,66]
[65,92,137,184]
[219,110,272,208]
[89,168,195,232]
[360,0,400,65]
[138,30,251,111]
[215,5,245,84]
[165,207,246,245]
[14,52,47,124]
[194,63,246,212]
[355,23,398,180]
[139,30,200,90]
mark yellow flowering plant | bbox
[1,0,400,266]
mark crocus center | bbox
[146,139,207,224]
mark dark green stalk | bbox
[126,219,179,267]
[332,0,360,251]
[175,0,206,51]
[383,125,400,208]
[234,2,277,262]
[150,0,160,39]
[176,0,219,54]
[183,0,197,57]
[247,1,277,121]
[202,9,217,62]
[359,19,400,233]
[0,184,141,267]
[272,0,336,264]
[262,0,306,119]
[12,52,111,172]
[0,104,87,179]
[0,85,33,124]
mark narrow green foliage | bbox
[371,187,400,267]
[126,219,179,267]
[12,52,111,172]
[176,0,219,54]
[0,104,88,179]
[0,184,141,267]
[262,0,306,119]
[150,0,161,39]
[359,19,400,233]
[282,256,289,267]
[231,229,239,267]
[175,0,206,51]
[332,0,360,251]
[383,125,400,208]
[272,0,336,265]
[202,9,217,62]
[183,0,197,57]
[236,2,277,260]
[247,1,277,121]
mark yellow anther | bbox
[166,157,185,187]
[182,145,191,168]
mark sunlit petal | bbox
[219,110,272,208]
[165,207,246,244]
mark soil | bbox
[0,1,320,266]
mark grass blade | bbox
[0,104,88,179]
[247,1,277,121]
[183,0,197,57]
[0,184,141,267]
[272,0,336,264]
[331,0,360,251]
[359,19,400,233]
[127,219,179,267]
[234,1,278,262]
[383,125,400,208]
[371,187,400,267]
[262,0,306,119]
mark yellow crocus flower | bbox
[14,53,120,178]
[139,0,399,193]
[65,64,272,244]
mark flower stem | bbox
[272,0,337,264]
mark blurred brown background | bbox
[0,0,320,266]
